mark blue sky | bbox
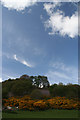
[1,1,78,84]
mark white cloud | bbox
[27,9,32,13]
[46,61,78,84]
[2,73,20,81]
[51,61,76,73]
[0,78,2,82]
[44,3,78,38]
[46,70,78,85]
[33,47,45,56]
[13,54,18,61]
[13,54,33,68]
[38,0,79,2]
[40,15,43,20]
[47,71,70,83]
[78,13,80,36]
[0,0,79,12]
[44,2,61,15]
[21,60,32,67]
[3,74,14,80]
[0,0,37,11]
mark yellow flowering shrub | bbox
[33,100,48,110]
[2,96,80,110]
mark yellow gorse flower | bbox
[3,96,80,110]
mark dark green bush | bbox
[30,89,43,99]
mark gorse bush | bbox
[3,96,80,111]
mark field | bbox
[2,110,79,118]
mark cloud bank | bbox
[46,61,78,84]
[0,0,37,11]
[44,3,78,38]
[13,54,33,68]
[0,0,78,38]
[0,0,79,11]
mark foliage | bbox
[30,75,50,88]
[3,96,80,111]
[2,74,50,98]
[49,83,79,98]
[30,89,43,99]
[2,75,80,99]
[11,79,33,96]
[2,76,34,98]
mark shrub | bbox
[30,89,43,99]
[33,100,48,110]
[2,96,80,111]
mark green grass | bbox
[2,109,79,118]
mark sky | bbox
[1,1,79,84]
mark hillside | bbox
[2,74,80,99]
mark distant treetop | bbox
[20,74,30,79]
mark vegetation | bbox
[3,109,78,118]
[2,96,80,111]
[2,74,80,118]
[30,89,43,99]
[49,83,79,99]
[2,74,80,99]
[2,75,50,98]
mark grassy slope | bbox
[2,110,79,118]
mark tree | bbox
[31,75,50,88]
[11,79,33,96]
